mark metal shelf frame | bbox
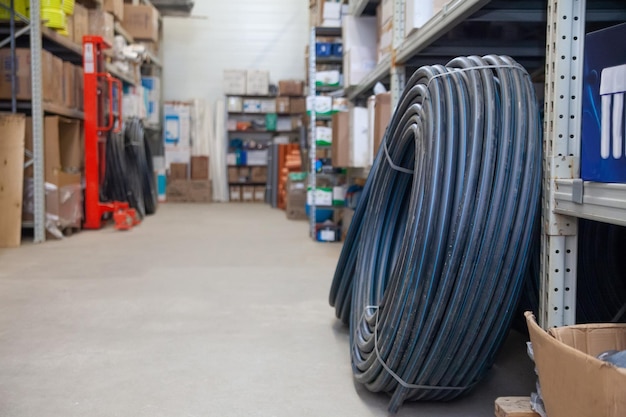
[0,0,46,242]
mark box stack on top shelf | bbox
[0,0,163,244]
[223,68,306,204]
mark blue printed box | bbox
[581,23,626,182]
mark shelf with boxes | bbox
[224,69,308,204]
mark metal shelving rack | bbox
[0,0,163,242]
[0,0,47,242]
[345,0,626,327]
[308,25,343,240]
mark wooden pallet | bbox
[495,397,540,417]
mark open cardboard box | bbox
[525,312,626,417]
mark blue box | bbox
[582,23,626,182]
[332,43,343,57]
[315,42,332,57]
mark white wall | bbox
[162,0,309,104]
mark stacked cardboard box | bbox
[275,80,306,115]
[166,157,212,203]
[88,10,115,47]
[286,173,307,220]
[309,0,349,28]
[0,48,81,110]
[223,69,271,96]
[23,116,83,236]
[404,0,448,38]
[122,4,159,42]
[343,16,377,87]
[72,3,89,45]
[104,0,124,22]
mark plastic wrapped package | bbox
[23,179,83,239]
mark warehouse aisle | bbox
[0,204,534,417]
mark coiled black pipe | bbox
[103,118,158,218]
[516,219,626,325]
[330,56,541,412]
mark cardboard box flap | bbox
[550,324,626,356]
[525,312,626,417]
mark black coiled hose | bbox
[103,118,158,218]
[330,56,541,412]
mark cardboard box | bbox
[405,0,447,37]
[343,15,377,52]
[75,66,84,111]
[0,114,25,248]
[246,70,269,96]
[316,126,332,147]
[229,185,242,202]
[526,312,626,417]
[581,23,626,182]
[250,166,267,182]
[224,70,247,95]
[51,55,63,106]
[290,97,306,114]
[41,116,82,182]
[279,80,304,97]
[66,14,75,41]
[260,99,276,113]
[166,179,212,203]
[122,4,159,41]
[0,48,56,103]
[228,167,239,183]
[242,186,255,202]
[276,97,290,113]
[254,186,266,202]
[243,99,261,113]
[374,92,391,156]
[343,48,377,88]
[169,162,188,180]
[104,0,124,21]
[332,111,350,167]
[89,10,115,47]
[307,96,333,116]
[73,3,89,45]
[227,96,243,112]
[321,1,342,20]
[62,62,75,109]
[190,156,209,180]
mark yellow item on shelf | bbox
[41,0,62,9]
[42,7,65,29]
[61,0,74,16]
[56,28,69,36]
[0,0,29,20]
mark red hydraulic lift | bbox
[82,35,139,231]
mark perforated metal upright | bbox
[540,0,586,328]
[390,0,406,108]
[308,27,317,239]
[29,0,46,243]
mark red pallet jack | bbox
[82,35,140,231]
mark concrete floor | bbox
[0,204,535,417]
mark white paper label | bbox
[320,229,335,241]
